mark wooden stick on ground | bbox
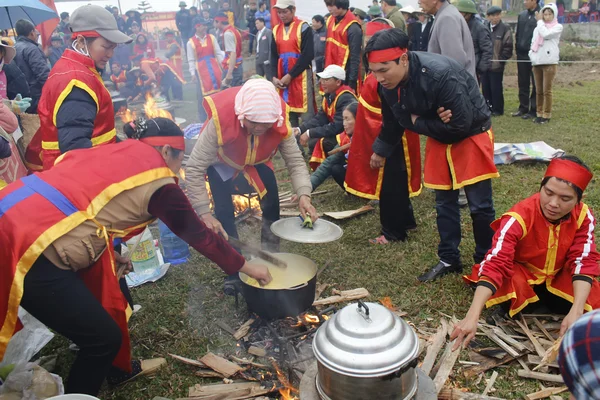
[199,352,243,378]
[421,319,448,376]
[516,317,547,358]
[463,354,515,379]
[438,387,506,400]
[524,386,568,400]
[312,288,369,306]
[229,356,268,369]
[480,327,521,358]
[482,371,499,396]
[533,318,557,341]
[233,319,255,341]
[527,354,559,369]
[433,340,462,394]
[517,369,564,383]
[169,353,207,368]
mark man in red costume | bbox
[164,30,185,84]
[293,64,357,161]
[452,155,600,351]
[187,17,224,122]
[186,79,318,294]
[365,29,498,281]
[323,0,363,91]
[345,19,422,244]
[214,12,243,87]
[271,0,316,127]
[0,117,272,395]
[140,58,184,101]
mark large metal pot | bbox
[239,253,317,320]
[313,301,419,400]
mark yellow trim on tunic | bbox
[52,79,99,126]
[504,211,528,239]
[402,134,422,198]
[358,95,381,114]
[0,167,176,355]
[577,204,589,229]
[42,129,116,151]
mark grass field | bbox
[40,75,600,399]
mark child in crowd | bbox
[310,102,357,191]
[529,3,563,124]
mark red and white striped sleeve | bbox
[566,206,600,283]
[477,215,524,294]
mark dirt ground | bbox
[503,61,600,88]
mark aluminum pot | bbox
[239,253,317,320]
[313,301,419,400]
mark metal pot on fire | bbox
[313,301,419,400]
[239,253,317,320]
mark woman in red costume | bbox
[0,117,272,396]
[451,155,600,351]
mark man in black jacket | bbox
[456,0,492,81]
[176,2,192,54]
[312,15,327,73]
[409,10,432,51]
[13,19,50,114]
[513,0,540,119]
[482,6,513,115]
[246,2,258,54]
[294,64,356,156]
[365,29,498,282]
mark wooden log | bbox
[524,386,567,400]
[516,318,546,358]
[517,369,564,383]
[421,319,448,376]
[492,327,531,353]
[526,355,559,369]
[533,337,563,372]
[229,356,268,369]
[233,319,255,341]
[247,346,267,357]
[169,353,207,368]
[312,288,369,306]
[482,371,499,396]
[480,327,521,358]
[216,320,236,336]
[438,387,507,399]
[200,352,244,378]
[532,318,556,341]
[522,314,561,321]
[195,369,226,378]
[433,340,462,394]
[314,283,329,301]
[188,382,260,396]
[463,354,515,378]
[184,384,274,399]
[278,190,291,198]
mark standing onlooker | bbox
[57,12,71,37]
[323,0,362,92]
[557,0,565,23]
[48,35,65,67]
[529,3,562,124]
[215,12,243,87]
[112,7,127,33]
[255,18,272,80]
[482,6,513,116]
[201,1,215,18]
[177,2,192,53]
[368,4,383,18]
[312,15,326,73]
[221,2,236,26]
[14,20,50,114]
[255,2,272,28]
[409,9,432,51]
[125,10,143,34]
[513,0,541,119]
[381,0,407,31]
[422,0,476,78]
[247,2,258,54]
[456,0,493,81]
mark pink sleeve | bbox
[0,102,18,134]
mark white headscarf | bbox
[234,79,283,128]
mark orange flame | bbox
[271,360,299,400]
[144,93,174,120]
[303,314,320,324]
[179,168,186,181]
[279,388,299,400]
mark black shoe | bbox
[511,110,525,117]
[107,360,142,386]
[539,118,550,124]
[521,113,535,120]
[533,117,543,123]
[418,260,463,282]
[223,275,243,296]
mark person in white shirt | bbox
[186,17,225,122]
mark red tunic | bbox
[222,25,243,71]
[324,12,360,71]
[308,85,356,169]
[0,141,177,371]
[165,41,185,83]
[344,73,422,199]
[465,193,600,316]
[25,50,116,171]
[273,18,310,113]
[110,70,127,86]
[423,131,499,190]
[203,87,292,197]
[190,35,223,96]
[133,41,156,59]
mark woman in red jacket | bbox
[451,155,600,351]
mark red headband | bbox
[139,136,186,151]
[544,158,593,191]
[367,47,407,63]
[214,16,228,22]
[71,30,101,40]
[366,21,392,36]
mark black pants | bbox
[379,146,415,241]
[481,71,505,115]
[516,53,537,115]
[308,136,337,159]
[160,69,183,101]
[195,72,208,123]
[255,61,273,82]
[248,34,255,54]
[20,256,123,395]
[207,164,281,254]
[500,284,573,315]
[435,179,495,265]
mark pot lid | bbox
[313,301,419,377]
[270,218,343,243]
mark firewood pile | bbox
[417,313,568,400]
